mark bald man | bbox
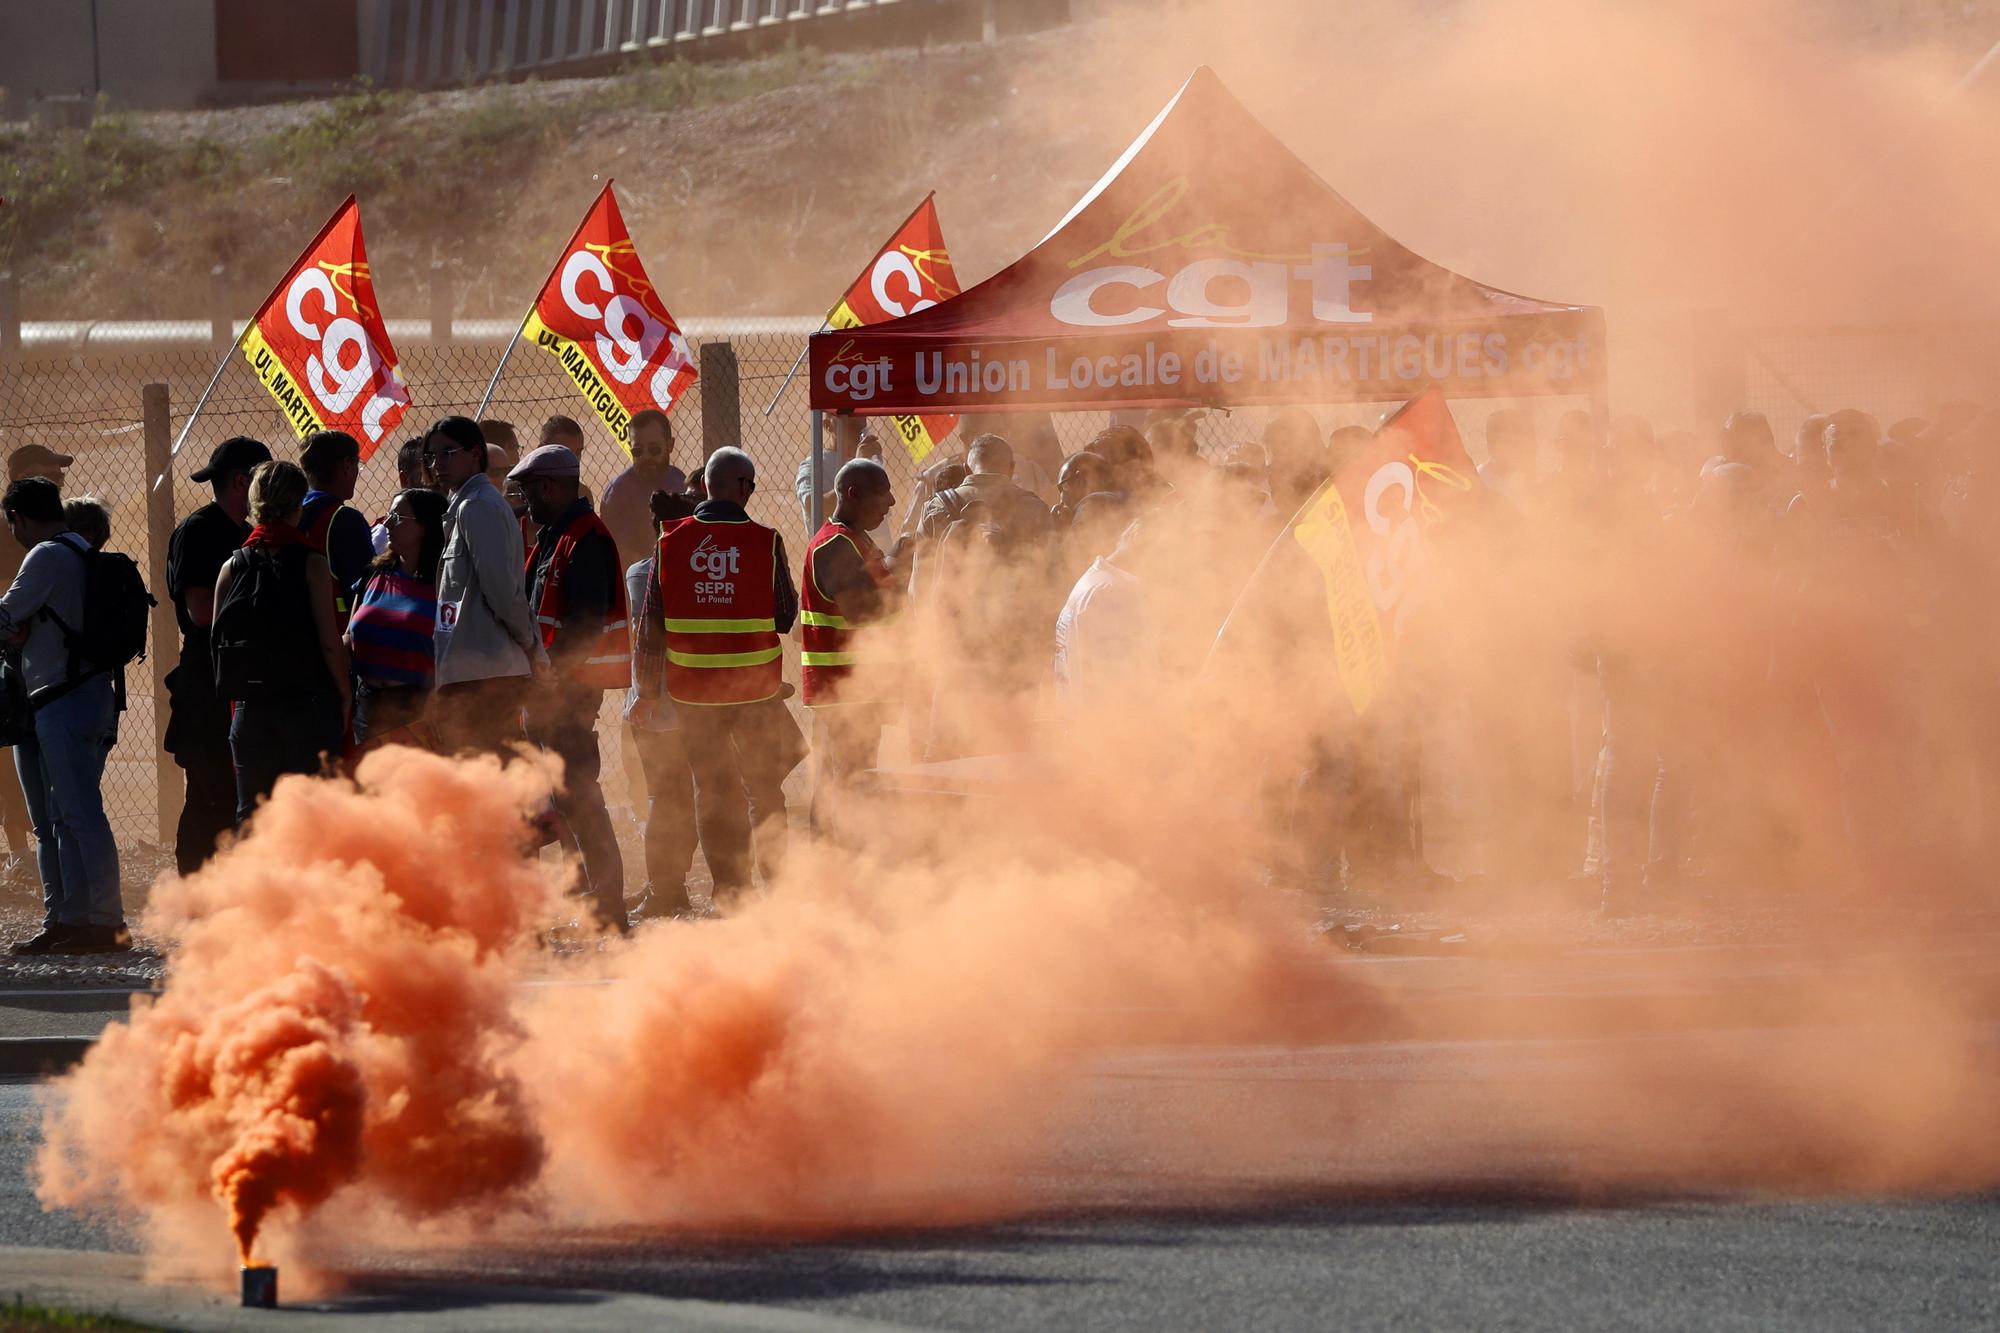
[800,458,910,832]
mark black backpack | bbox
[211,545,319,702]
[41,541,154,686]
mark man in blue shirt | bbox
[299,430,377,623]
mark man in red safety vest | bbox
[512,443,632,932]
[801,457,910,833]
[652,446,805,906]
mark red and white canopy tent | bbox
[809,65,1605,423]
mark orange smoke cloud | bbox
[28,0,2000,1282]
[36,747,563,1274]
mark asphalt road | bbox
[5,1024,1998,1330]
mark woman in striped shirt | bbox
[345,488,447,751]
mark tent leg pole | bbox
[809,410,824,532]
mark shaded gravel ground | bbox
[0,808,711,989]
[0,843,173,991]
[1,813,1978,989]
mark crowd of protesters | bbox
[793,396,2000,918]
[0,390,1989,953]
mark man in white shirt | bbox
[1055,516,1157,709]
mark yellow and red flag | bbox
[239,197,410,457]
[826,194,961,463]
[1290,387,1477,716]
[523,182,696,454]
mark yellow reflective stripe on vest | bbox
[667,645,783,669]
[663,616,779,634]
[799,650,859,667]
[800,609,852,630]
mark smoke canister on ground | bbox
[241,1264,277,1309]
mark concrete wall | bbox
[0,0,217,114]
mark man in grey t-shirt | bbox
[0,477,124,955]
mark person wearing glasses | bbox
[425,416,547,756]
[649,446,804,907]
[346,487,448,752]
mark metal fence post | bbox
[699,339,741,460]
[430,259,454,345]
[142,383,181,845]
[208,265,231,349]
[0,272,19,370]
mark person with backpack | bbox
[913,434,1055,760]
[298,430,376,624]
[165,436,269,874]
[916,434,1052,549]
[210,461,349,825]
[0,477,128,955]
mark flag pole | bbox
[762,192,937,417]
[1201,475,1334,675]
[761,321,829,416]
[152,333,245,493]
[474,320,526,419]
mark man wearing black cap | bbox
[165,436,270,874]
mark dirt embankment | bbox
[1,1,1994,326]
[0,30,1127,323]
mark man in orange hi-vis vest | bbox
[511,443,632,932]
[800,457,910,833]
[650,447,805,907]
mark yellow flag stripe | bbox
[524,310,636,449]
[240,326,326,439]
[1291,483,1387,717]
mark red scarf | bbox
[244,522,312,551]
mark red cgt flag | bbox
[1289,386,1478,716]
[523,182,697,454]
[826,194,961,463]
[239,197,410,457]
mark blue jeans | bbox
[14,676,121,929]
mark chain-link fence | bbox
[0,318,1985,853]
[1740,324,1998,451]
[0,321,1416,853]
